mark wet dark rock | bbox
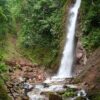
[22,96,29,100]
[63,85,68,89]
[18,67,23,71]
[49,93,62,100]
[42,83,49,88]
[9,67,14,72]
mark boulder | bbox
[76,53,83,60]
[49,94,62,100]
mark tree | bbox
[15,0,64,66]
[0,0,11,40]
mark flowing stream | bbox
[27,0,83,100]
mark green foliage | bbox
[82,29,100,51]
[7,0,22,33]
[81,0,100,52]
[20,0,62,48]
[0,0,12,39]
[62,91,75,97]
[0,55,8,73]
[7,0,22,19]
[0,55,3,61]
[0,52,10,100]
[16,0,64,66]
[0,0,65,67]
[62,88,76,97]
[0,63,7,73]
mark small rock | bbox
[15,96,22,100]
[18,77,25,83]
[7,81,14,88]
[76,53,83,60]
[13,93,19,97]
[27,67,33,72]
[42,83,49,88]
[22,96,29,100]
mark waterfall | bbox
[57,0,81,78]
[27,1,83,99]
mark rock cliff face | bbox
[76,48,100,90]
[71,0,100,99]
[74,47,100,99]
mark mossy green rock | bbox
[75,97,86,100]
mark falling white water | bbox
[56,0,81,78]
[27,1,82,99]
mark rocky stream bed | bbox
[5,59,47,100]
[4,59,88,100]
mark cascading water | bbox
[27,0,82,99]
[57,0,81,78]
